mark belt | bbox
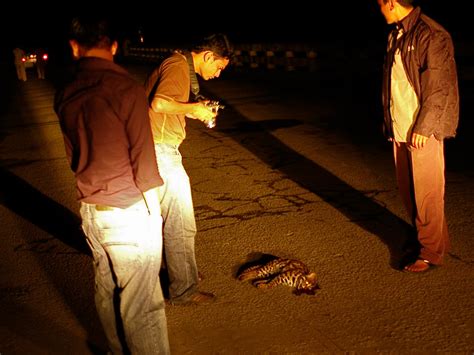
[95,204,116,211]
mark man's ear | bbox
[69,40,80,59]
[203,51,214,62]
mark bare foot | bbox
[404,259,431,272]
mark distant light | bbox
[138,27,144,44]
[21,57,26,62]
[42,54,48,60]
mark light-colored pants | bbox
[80,200,170,354]
[155,143,199,303]
[393,136,450,264]
[15,63,26,81]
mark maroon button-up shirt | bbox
[55,57,163,208]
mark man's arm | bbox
[142,186,161,216]
[127,85,164,191]
[413,30,455,139]
[151,96,216,122]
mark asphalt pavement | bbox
[0,60,473,354]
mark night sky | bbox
[0,1,469,64]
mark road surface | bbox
[0,60,473,354]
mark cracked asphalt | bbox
[1,60,473,354]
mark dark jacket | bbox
[382,7,459,140]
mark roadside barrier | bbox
[126,47,174,63]
[126,44,318,71]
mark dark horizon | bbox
[0,2,470,64]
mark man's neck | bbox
[395,4,414,23]
[82,48,114,61]
[191,51,204,77]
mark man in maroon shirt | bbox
[54,16,170,354]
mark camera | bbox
[196,96,225,128]
[203,100,225,128]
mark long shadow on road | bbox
[0,167,89,254]
[0,60,107,352]
[200,68,416,270]
[0,167,107,353]
[218,112,414,269]
[205,63,473,271]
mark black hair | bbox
[192,33,233,59]
[382,0,415,6]
[69,16,118,50]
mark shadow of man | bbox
[0,167,108,352]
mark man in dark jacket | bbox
[54,16,170,353]
[377,0,459,272]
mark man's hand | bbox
[186,102,216,124]
[410,133,428,149]
[142,187,161,216]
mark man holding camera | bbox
[144,34,231,304]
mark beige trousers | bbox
[393,136,450,264]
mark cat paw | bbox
[238,271,258,281]
[253,280,268,288]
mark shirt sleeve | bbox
[414,30,456,137]
[155,57,190,102]
[126,84,164,191]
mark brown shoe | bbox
[170,291,215,306]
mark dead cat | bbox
[238,257,319,295]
